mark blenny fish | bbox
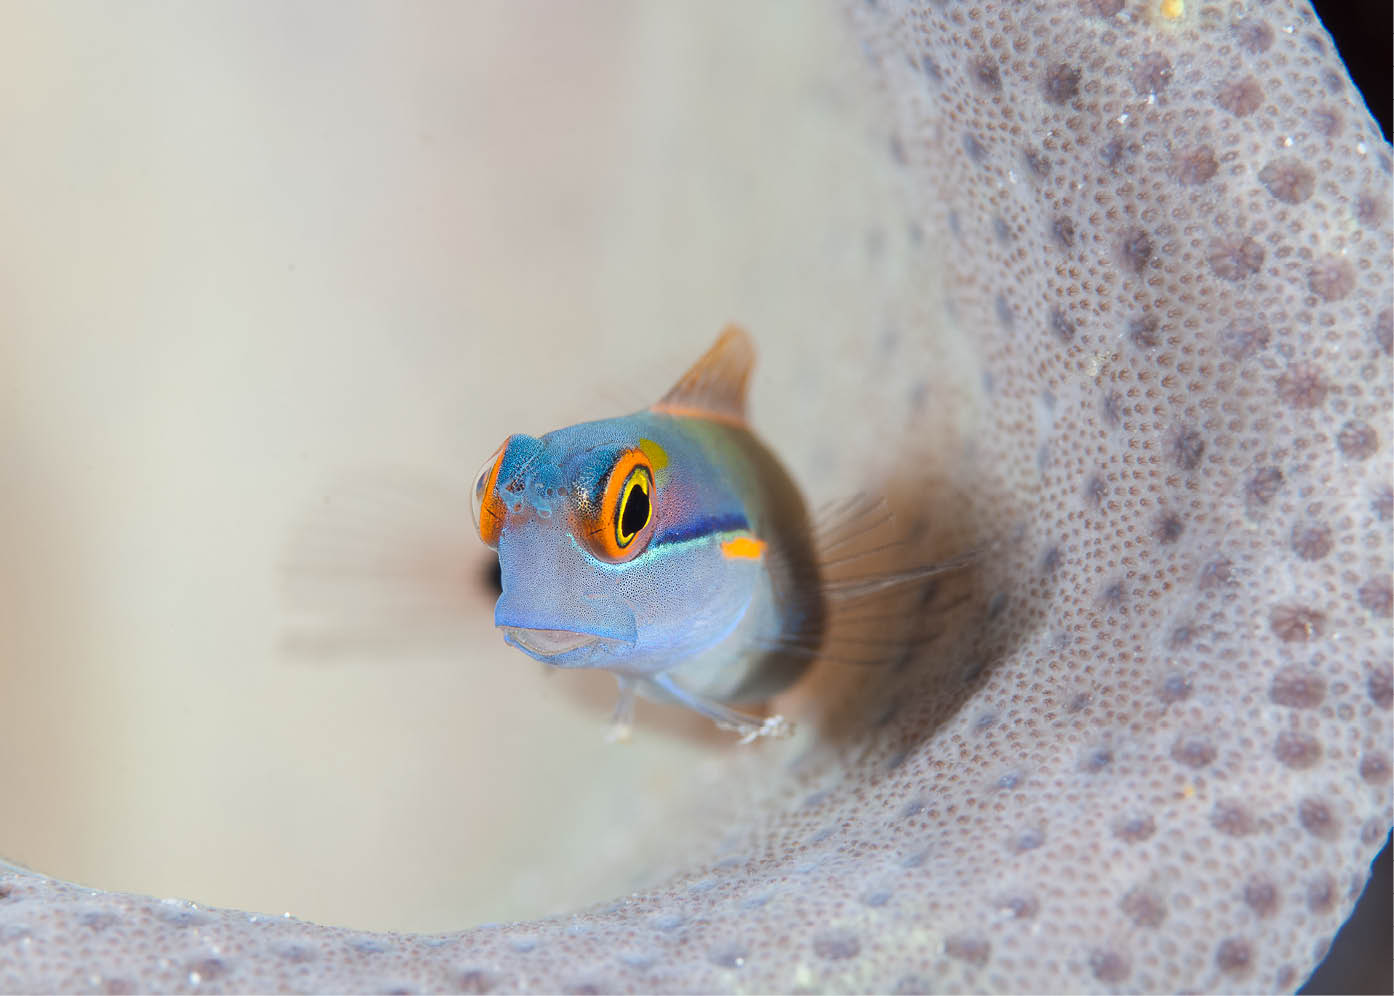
[471,327,962,742]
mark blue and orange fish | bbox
[471,328,820,741]
[471,327,968,742]
[286,326,969,740]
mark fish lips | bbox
[493,583,639,667]
[499,625,634,666]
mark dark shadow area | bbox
[1311,0,1392,141]
[482,557,503,597]
[1301,833,1392,994]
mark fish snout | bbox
[493,580,638,667]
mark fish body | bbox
[287,327,970,738]
[473,328,824,737]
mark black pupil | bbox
[620,476,649,539]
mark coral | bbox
[2,0,1389,992]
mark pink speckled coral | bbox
[2,1,1390,992]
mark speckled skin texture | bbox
[2,0,1390,992]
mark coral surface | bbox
[2,0,1390,992]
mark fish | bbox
[471,326,970,742]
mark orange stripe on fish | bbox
[720,536,766,560]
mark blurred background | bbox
[0,2,912,932]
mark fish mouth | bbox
[501,626,621,659]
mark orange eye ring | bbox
[583,449,655,562]
[471,440,508,547]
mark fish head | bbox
[472,415,765,673]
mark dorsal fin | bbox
[652,324,754,425]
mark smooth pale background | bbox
[1,2,914,931]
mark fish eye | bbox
[471,440,507,547]
[616,467,651,547]
[580,449,655,562]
